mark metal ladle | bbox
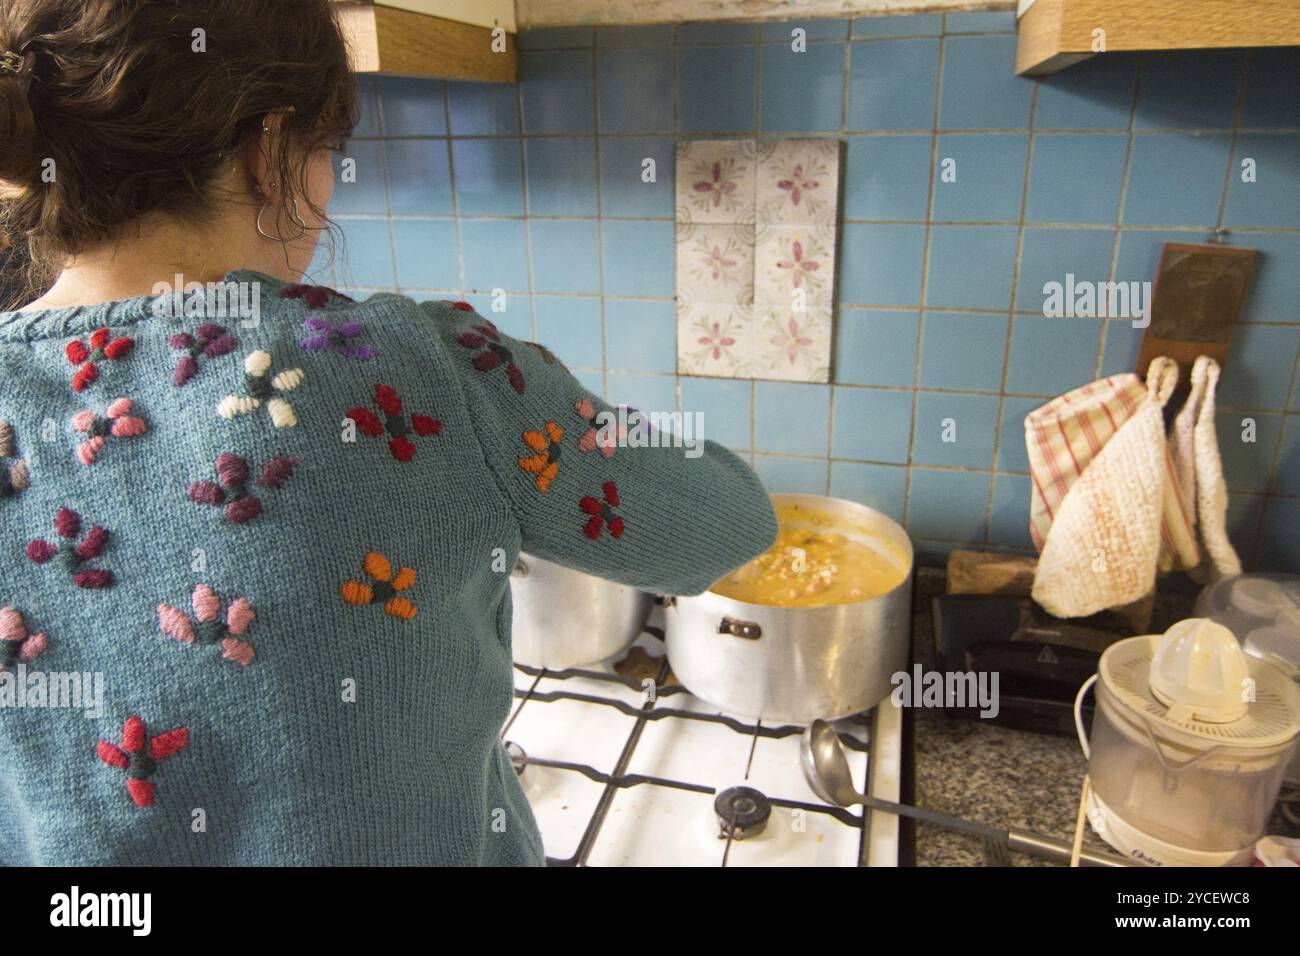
[800,718,1133,867]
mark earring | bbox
[256,199,307,243]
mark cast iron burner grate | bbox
[502,625,878,866]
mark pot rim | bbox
[689,492,914,613]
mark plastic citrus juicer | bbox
[1074,618,1300,866]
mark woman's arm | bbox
[427,303,776,595]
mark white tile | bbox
[517,764,607,861]
[676,222,755,306]
[585,783,727,866]
[746,731,867,809]
[755,139,841,227]
[676,301,757,377]
[674,140,757,225]
[625,714,755,792]
[675,137,840,384]
[747,305,832,383]
[753,224,836,311]
[505,696,636,774]
[724,805,862,867]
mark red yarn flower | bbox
[280,284,354,310]
[345,384,442,462]
[457,320,526,394]
[188,452,296,524]
[65,328,134,392]
[26,507,114,588]
[580,481,624,540]
[95,716,189,808]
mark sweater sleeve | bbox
[427,302,777,596]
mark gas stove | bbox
[503,610,907,866]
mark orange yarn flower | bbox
[517,421,564,494]
[340,551,418,620]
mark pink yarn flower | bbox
[72,397,147,465]
[0,607,48,672]
[574,399,625,459]
[157,583,258,666]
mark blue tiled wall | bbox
[312,11,1300,571]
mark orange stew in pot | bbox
[711,507,906,608]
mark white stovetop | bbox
[503,624,903,867]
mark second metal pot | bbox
[665,494,913,724]
[510,552,653,669]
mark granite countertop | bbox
[907,567,1188,867]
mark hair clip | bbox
[0,51,28,76]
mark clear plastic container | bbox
[1088,685,1297,852]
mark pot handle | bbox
[718,616,762,640]
[512,558,528,579]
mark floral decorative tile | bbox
[676,138,840,383]
[677,301,755,377]
[675,140,757,226]
[756,140,840,227]
[676,222,755,306]
[753,305,833,382]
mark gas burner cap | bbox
[714,786,771,840]
[504,740,527,777]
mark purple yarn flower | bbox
[300,316,377,361]
[170,324,238,386]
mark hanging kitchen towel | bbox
[1027,357,1189,618]
[1169,355,1242,582]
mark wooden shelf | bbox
[1017,0,1300,75]
[334,1,516,83]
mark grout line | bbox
[1093,52,1144,381]
[901,26,947,536]
[1215,52,1251,234]
[589,44,609,400]
[514,79,538,340]
[982,78,1039,550]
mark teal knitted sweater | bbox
[0,272,776,866]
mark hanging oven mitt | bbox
[1169,355,1242,582]
[1027,357,1186,618]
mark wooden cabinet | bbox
[1017,0,1300,75]
[333,0,516,83]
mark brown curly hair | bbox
[0,0,357,306]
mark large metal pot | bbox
[510,552,654,669]
[665,494,913,724]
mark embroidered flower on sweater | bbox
[457,320,526,395]
[71,398,148,466]
[96,716,189,809]
[65,328,134,392]
[280,284,354,310]
[0,607,48,673]
[170,324,238,387]
[217,350,304,428]
[574,399,624,460]
[340,551,418,620]
[580,481,624,540]
[444,300,475,313]
[517,421,564,493]
[158,584,258,666]
[0,420,30,499]
[523,341,567,371]
[188,452,297,524]
[26,507,114,588]
[346,384,442,462]
[300,316,378,360]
